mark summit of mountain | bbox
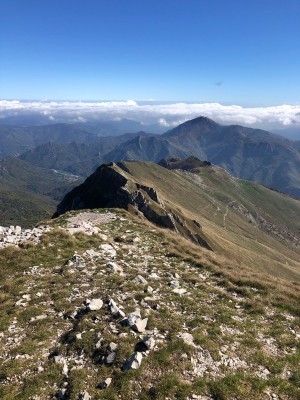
[163,116,220,138]
[158,156,212,171]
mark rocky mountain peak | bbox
[163,116,220,138]
[158,156,212,170]
[54,162,211,249]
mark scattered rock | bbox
[99,243,117,258]
[108,342,118,352]
[83,249,102,259]
[105,351,116,364]
[64,254,85,270]
[123,352,143,370]
[99,233,108,241]
[143,336,155,350]
[125,310,141,327]
[62,362,68,376]
[149,272,160,279]
[133,275,148,285]
[78,391,91,400]
[178,332,196,347]
[173,288,187,295]
[169,279,180,288]
[58,388,67,400]
[132,318,148,333]
[98,377,112,389]
[145,285,154,293]
[0,224,51,248]
[86,298,103,311]
[106,262,123,273]
[109,299,125,318]
[30,314,47,322]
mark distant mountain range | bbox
[1,115,300,227]
[0,119,165,158]
[18,132,151,176]
[0,123,96,158]
[8,116,300,198]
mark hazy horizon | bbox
[0,99,300,138]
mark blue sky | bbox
[0,0,300,105]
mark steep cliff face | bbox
[54,162,211,249]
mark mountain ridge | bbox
[54,159,300,281]
[103,117,300,198]
[8,117,299,198]
[0,158,300,399]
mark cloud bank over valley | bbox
[0,100,300,135]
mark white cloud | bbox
[0,100,299,130]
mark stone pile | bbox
[65,211,117,236]
[0,224,51,248]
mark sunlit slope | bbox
[121,161,300,281]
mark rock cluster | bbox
[0,224,51,248]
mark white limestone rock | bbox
[143,336,155,350]
[78,392,91,400]
[178,332,196,347]
[109,299,125,318]
[132,318,148,333]
[86,298,103,311]
[99,243,117,258]
[173,288,187,295]
[98,377,112,389]
[126,310,141,326]
[123,351,143,370]
[133,275,148,285]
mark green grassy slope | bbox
[120,161,300,281]
[0,182,56,227]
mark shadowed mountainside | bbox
[0,123,97,158]
[19,132,152,176]
[0,157,81,227]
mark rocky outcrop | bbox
[0,224,51,248]
[158,156,212,171]
[54,163,211,249]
